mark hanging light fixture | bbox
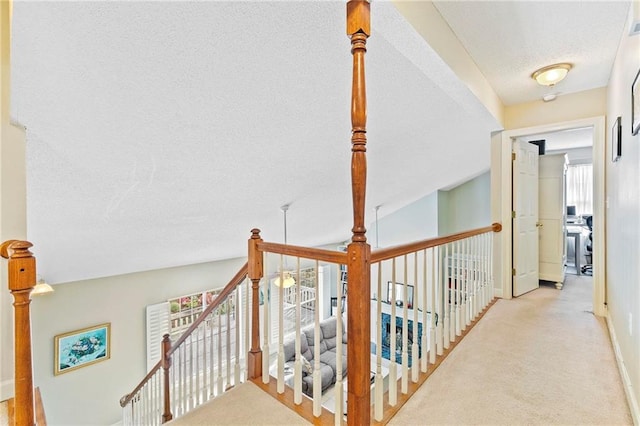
[531,63,572,87]
[274,204,296,288]
[32,277,54,296]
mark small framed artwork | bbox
[54,323,110,375]
[612,116,622,162]
[633,68,640,136]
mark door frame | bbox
[492,116,606,316]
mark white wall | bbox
[30,257,245,425]
[368,191,438,249]
[438,171,491,235]
[504,87,607,130]
[0,123,27,400]
[605,6,640,420]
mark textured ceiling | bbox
[11,1,500,284]
[433,1,631,105]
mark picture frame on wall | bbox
[633,68,640,136]
[612,116,622,162]
[54,323,110,375]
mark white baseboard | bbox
[0,379,14,402]
[606,313,640,425]
[493,286,503,298]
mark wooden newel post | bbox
[247,229,263,379]
[1,240,36,426]
[161,334,173,423]
[346,1,371,425]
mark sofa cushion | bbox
[303,325,328,356]
[283,331,312,363]
[301,363,335,396]
[320,316,341,350]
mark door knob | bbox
[536,222,543,227]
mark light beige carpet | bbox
[390,274,633,425]
[166,380,310,426]
[0,400,7,426]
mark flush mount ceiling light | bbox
[531,63,572,86]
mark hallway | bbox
[390,274,632,425]
[169,274,632,425]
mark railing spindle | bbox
[294,258,303,405]
[401,255,409,394]
[389,258,397,406]
[312,260,322,417]
[411,253,419,383]
[334,259,345,424]
[374,262,383,421]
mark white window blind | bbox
[146,302,170,371]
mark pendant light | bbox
[274,204,296,288]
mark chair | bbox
[581,216,593,275]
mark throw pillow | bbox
[301,355,313,374]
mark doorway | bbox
[492,116,606,316]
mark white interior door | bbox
[513,140,539,296]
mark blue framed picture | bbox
[54,323,110,375]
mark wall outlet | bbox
[629,313,633,336]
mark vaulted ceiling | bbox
[9,1,630,284]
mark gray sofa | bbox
[282,316,347,396]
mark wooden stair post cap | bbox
[347,0,370,37]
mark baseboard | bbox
[606,313,640,425]
[493,286,503,298]
[0,380,13,402]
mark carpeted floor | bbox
[167,274,632,425]
[390,274,632,425]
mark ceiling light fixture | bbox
[531,63,572,86]
[274,204,296,288]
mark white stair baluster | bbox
[389,258,398,407]
[432,247,443,364]
[411,252,419,383]
[374,262,384,421]
[422,249,430,371]
[312,260,322,417]
[401,255,409,394]
[294,258,302,405]
[334,260,344,424]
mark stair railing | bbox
[256,223,502,424]
[120,263,250,425]
[369,223,501,422]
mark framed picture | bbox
[54,323,110,375]
[612,116,622,162]
[633,68,640,136]
[385,281,414,309]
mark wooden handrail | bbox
[119,262,249,408]
[168,262,248,355]
[371,223,502,263]
[256,241,348,265]
[119,360,162,407]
